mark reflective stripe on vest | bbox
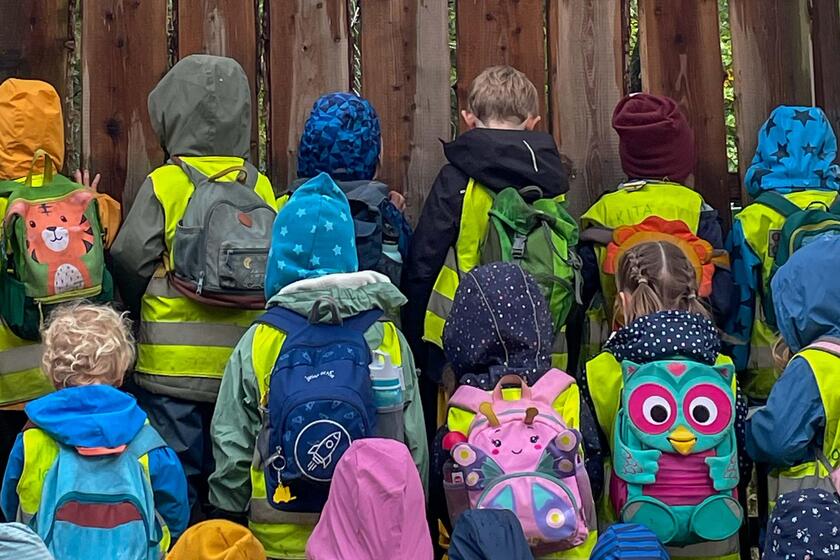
[247,319,402,558]
[136,158,277,390]
[16,427,170,554]
[423,179,494,348]
[768,345,840,504]
[734,190,839,399]
[0,323,51,407]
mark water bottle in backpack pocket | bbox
[255,300,381,512]
[33,424,167,560]
[169,157,275,309]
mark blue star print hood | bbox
[745,106,840,197]
[265,172,358,297]
[604,310,720,365]
[25,385,148,448]
[771,235,840,353]
[443,263,554,386]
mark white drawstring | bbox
[522,140,539,173]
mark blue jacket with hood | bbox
[726,106,840,373]
[746,235,840,466]
[0,385,189,539]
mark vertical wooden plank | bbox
[267,0,350,190]
[177,0,259,161]
[730,0,812,199]
[811,0,840,136]
[548,0,627,217]
[455,0,547,130]
[82,0,167,209]
[639,0,731,226]
[0,0,71,98]
[361,0,450,224]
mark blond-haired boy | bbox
[1,303,189,553]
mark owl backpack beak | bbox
[667,425,697,455]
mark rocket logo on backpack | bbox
[447,372,593,555]
[34,424,166,560]
[256,302,381,512]
[611,359,742,546]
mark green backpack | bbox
[479,187,581,331]
[0,154,112,340]
[756,191,840,328]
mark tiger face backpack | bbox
[611,358,742,546]
[444,372,594,556]
[0,153,111,340]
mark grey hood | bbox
[148,54,251,158]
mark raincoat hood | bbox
[605,310,720,365]
[771,235,840,353]
[306,438,433,560]
[0,78,64,179]
[269,271,406,322]
[449,509,534,560]
[745,106,840,197]
[148,54,251,158]
[444,128,569,197]
[443,263,554,385]
[24,385,147,449]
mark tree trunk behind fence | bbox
[455,0,547,132]
[361,0,450,224]
[547,0,627,218]
[639,0,732,227]
[178,0,260,163]
[82,0,167,210]
[729,0,812,203]
[266,0,350,191]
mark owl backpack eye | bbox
[684,384,733,435]
[627,384,677,434]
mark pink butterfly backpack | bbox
[446,371,594,556]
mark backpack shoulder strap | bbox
[255,306,310,335]
[125,424,167,459]
[755,191,801,218]
[341,309,384,334]
[531,369,575,404]
[803,337,840,359]
[579,225,614,245]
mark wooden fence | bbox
[1,0,837,227]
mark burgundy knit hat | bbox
[612,93,696,183]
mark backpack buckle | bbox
[512,235,527,260]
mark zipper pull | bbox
[196,272,205,295]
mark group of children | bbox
[0,55,839,560]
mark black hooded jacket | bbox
[401,128,570,380]
[449,509,535,560]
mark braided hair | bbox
[615,240,710,325]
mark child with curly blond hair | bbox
[0,303,188,558]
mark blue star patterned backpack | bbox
[254,299,381,513]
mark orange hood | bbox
[0,79,64,180]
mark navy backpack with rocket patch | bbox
[254,299,381,513]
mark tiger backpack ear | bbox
[621,360,642,381]
[6,199,28,221]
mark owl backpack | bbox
[0,152,111,340]
[445,371,594,556]
[611,358,742,546]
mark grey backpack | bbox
[170,157,275,308]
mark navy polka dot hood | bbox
[443,263,554,387]
[604,310,720,365]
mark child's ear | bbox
[461,110,479,130]
[524,115,541,130]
